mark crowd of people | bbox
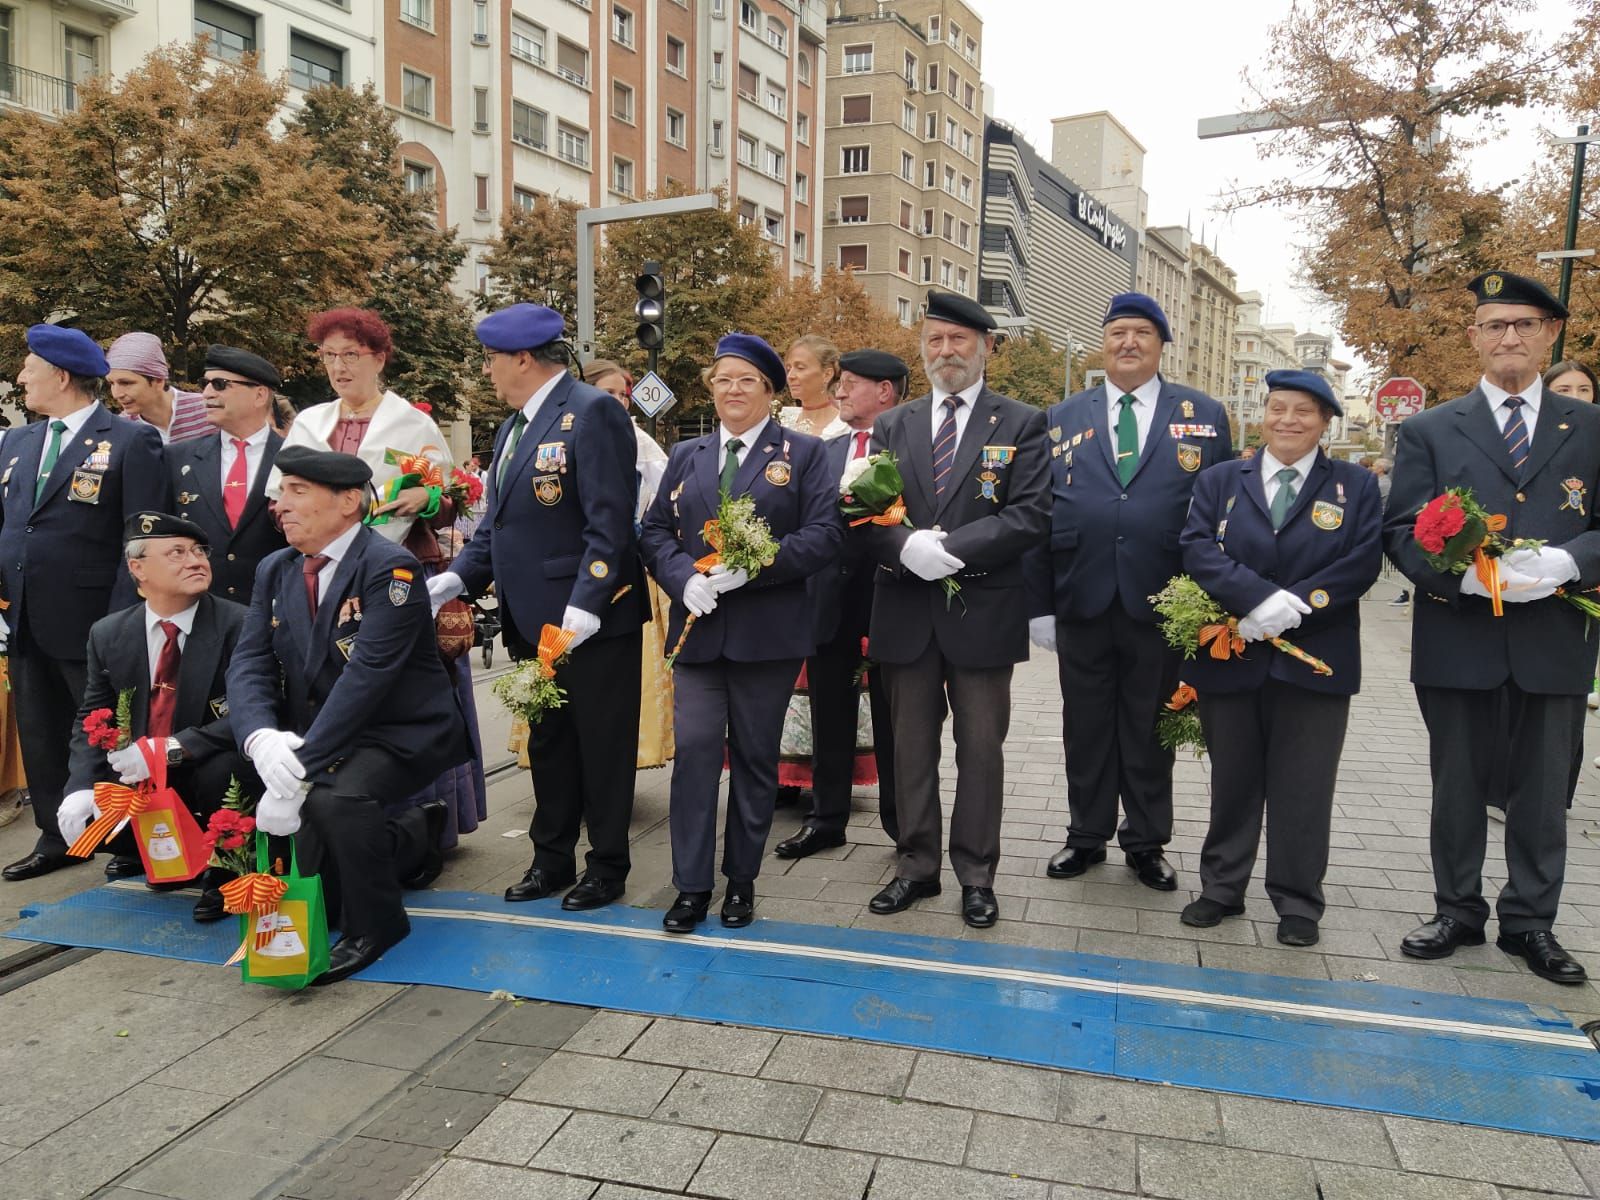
[0,266,1595,989]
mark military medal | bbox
[560,413,575,431]
[534,442,568,474]
[1181,400,1195,418]
[337,596,363,625]
[88,441,112,472]
[1561,477,1588,513]
[1049,426,1063,443]
[1336,481,1346,505]
[976,470,1001,503]
[980,446,1016,468]
[1311,501,1344,530]
[1071,432,1083,447]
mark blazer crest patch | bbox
[534,475,563,506]
[1561,477,1588,513]
[388,567,413,606]
[1311,501,1344,530]
[70,470,104,503]
[765,462,792,487]
[208,696,230,719]
[1175,443,1202,473]
[336,633,358,661]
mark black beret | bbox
[204,345,282,390]
[275,446,372,489]
[124,511,209,546]
[924,291,997,332]
[839,349,909,382]
[1467,271,1568,319]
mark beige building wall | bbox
[1138,225,1189,381]
[1049,109,1147,233]
[1188,240,1240,401]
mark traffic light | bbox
[635,261,665,351]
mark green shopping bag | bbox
[228,832,330,991]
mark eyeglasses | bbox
[710,375,766,393]
[320,350,375,367]
[1473,317,1555,340]
[202,377,259,392]
[146,544,211,564]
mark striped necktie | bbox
[1502,396,1530,473]
[933,397,962,499]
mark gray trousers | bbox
[882,641,1011,887]
[1195,682,1349,921]
[1416,683,1578,934]
[668,657,799,894]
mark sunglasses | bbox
[203,377,261,391]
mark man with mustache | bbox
[858,292,1051,928]
[1027,293,1233,893]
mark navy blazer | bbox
[0,404,169,659]
[227,526,470,778]
[1180,454,1383,697]
[1383,387,1600,693]
[1026,379,1233,624]
[640,419,843,664]
[453,373,646,640]
[168,430,288,605]
[807,432,877,646]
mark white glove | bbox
[107,739,155,785]
[682,574,719,617]
[57,789,98,842]
[1460,561,1557,603]
[0,619,8,653]
[706,564,749,594]
[1239,590,1311,642]
[246,729,307,797]
[427,572,465,617]
[1029,616,1057,653]
[899,529,964,581]
[1502,546,1580,586]
[561,605,601,651]
[255,785,306,837]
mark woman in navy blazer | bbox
[1176,371,1383,947]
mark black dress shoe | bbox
[1125,850,1178,892]
[721,882,755,928]
[3,851,78,882]
[663,891,711,932]
[1181,897,1244,928]
[1399,915,1486,960]
[562,875,625,911]
[193,886,227,923]
[400,801,448,890]
[310,933,399,986]
[774,826,846,860]
[503,866,576,903]
[1277,916,1319,947]
[1046,845,1106,879]
[105,854,145,879]
[868,876,941,915]
[961,886,998,928]
[1497,930,1588,984]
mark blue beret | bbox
[1265,369,1342,417]
[1101,293,1172,344]
[1467,271,1568,319]
[924,290,996,332]
[714,332,786,395]
[476,303,566,352]
[26,324,108,378]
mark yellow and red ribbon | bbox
[1166,684,1198,711]
[1199,620,1246,661]
[535,624,577,680]
[220,871,291,964]
[848,495,909,528]
[67,782,152,859]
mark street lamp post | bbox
[1546,125,1595,364]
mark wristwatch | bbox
[165,736,186,766]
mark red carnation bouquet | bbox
[447,467,484,510]
[203,776,258,877]
[82,688,136,751]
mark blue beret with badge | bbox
[1101,292,1173,344]
[1467,270,1568,319]
[477,303,566,352]
[1265,368,1342,417]
[26,323,109,378]
[714,332,787,395]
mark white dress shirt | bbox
[1482,375,1543,446]
[37,402,100,485]
[1258,446,1320,509]
[719,417,770,467]
[1104,375,1163,454]
[218,424,272,497]
[517,370,567,427]
[144,600,199,683]
[930,377,985,447]
[306,522,363,606]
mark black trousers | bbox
[669,657,798,893]
[882,642,1011,887]
[10,615,87,856]
[1057,606,1179,854]
[1195,682,1349,920]
[803,626,897,840]
[1416,683,1579,934]
[294,746,433,943]
[515,628,642,883]
[104,751,248,861]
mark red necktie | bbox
[224,438,249,528]
[303,555,330,619]
[853,430,870,459]
[148,620,181,739]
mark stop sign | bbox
[1373,377,1426,422]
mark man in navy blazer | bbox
[430,304,646,911]
[1025,293,1233,892]
[1,324,170,882]
[228,447,470,984]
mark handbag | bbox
[435,596,475,660]
[67,740,208,883]
[236,833,330,991]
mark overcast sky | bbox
[981,0,1587,384]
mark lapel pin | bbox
[1559,423,1571,431]
[988,414,998,425]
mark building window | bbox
[737,132,758,167]
[711,119,724,154]
[612,156,633,195]
[711,50,724,85]
[922,162,934,187]
[796,112,809,143]
[400,0,430,28]
[842,43,872,74]
[840,145,869,173]
[738,199,757,226]
[764,209,783,242]
[839,245,867,271]
[960,175,972,203]
[556,122,588,166]
[765,17,786,52]
[920,207,933,234]
[900,151,914,182]
[940,259,953,287]
[510,16,544,64]
[556,39,588,87]
[949,21,961,47]
[739,0,758,30]
[942,212,953,240]
[612,4,633,47]
[288,32,342,90]
[927,14,940,42]
[403,160,434,197]
[794,231,807,261]
[763,144,784,178]
[474,174,490,213]
[920,255,932,282]
[797,51,810,84]
[946,117,958,146]
[612,80,633,122]
[473,87,489,131]
[765,81,786,116]
[665,36,686,74]
[401,68,433,117]
[964,82,976,112]
[897,296,912,323]
[926,63,938,92]
[904,51,917,85]
[511,100,547,149]
[795,172,808,202]
[925,110,937,139]
[841,94,870,124]
[738,64,759,101]
[475,260,491,292]
[943,164,955,193]
[710,0,723,13]
[958,220,970,249]
[947,69,958,99]
[962,129,974,157]
[902,101,917,134]
[193,0,255,62]
[898,248,911,275]
[473,0,488,40]
[840,195,868,224]
[966,35,978,62]
[957,265,968,293]
[666,107,686,146]
[899,200,912,229]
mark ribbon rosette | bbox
[66,781,152,859]
[536,624,577,680]
[221,872,292,964]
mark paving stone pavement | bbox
[2,586,1599,1198]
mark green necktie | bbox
[1116,395,1139,486]
[496,411,527,491]
[1270,466,1299,530]
[720,438,744,497]
[35,419,67,504]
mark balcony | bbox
[72,0,137,20]
[0,64,79,117]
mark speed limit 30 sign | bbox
[630,369,677,419]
